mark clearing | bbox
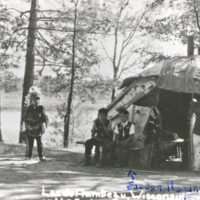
[0,142,200,200]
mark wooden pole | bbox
[19,0,38,143]
[0,90,3,142]
[187,35,194,169]
[188,94,194,171]
[187,36,194,56]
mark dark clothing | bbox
[85,118,112,158]
[85,138,101,156]
[25,104,47,159]
[104,139,133,165]
[105,121,135,166]
[92,118,111,141]
[85,138,111,158]
[193,114,200,135]
[25,105,47,137]
[117,121,132,141]
[104,141,118,165]
[26,133,44,159]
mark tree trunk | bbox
[0,91,3,142]
[63,1,78,148]
[111,69,117,102]
[38,60,45,76]
[19,0,38,143]
[111,88,116,102]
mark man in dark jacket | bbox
[81,108,112,166]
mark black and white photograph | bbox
[1,0,200,199]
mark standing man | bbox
[81,108,113,166]
[25,86,48,161]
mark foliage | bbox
[0,2,26,94]
[55,102,97,144]
[0,70,20,92]
[37,73,117,104]
[35,0,100,77]
[140,0,200,49]
[3,0,200,145]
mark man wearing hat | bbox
[81,108,113,166]
[25,86,48,161]
[104,107,135,167]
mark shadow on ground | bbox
[0,143,200,200]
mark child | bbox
[105,108,135,167]
[25,86,48,161]
[114,108,135,167]
[81,108,112,166]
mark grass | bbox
[1,91,108,147]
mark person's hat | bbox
[98,108,108,115]
[24,86,41,106]
[117,107,129,115]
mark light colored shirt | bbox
[114,121,135,138]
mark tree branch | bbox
[37,16,73,21]
[13,26,113,35]
[12,27,27,34]
[100,42,113,63]
[117,60,141,80]
[194,5,200,32]
[16,37,27,51]
[37,9,61,13]
[113,0,130,75]
[120,47,138,70]
[37,30,60,49]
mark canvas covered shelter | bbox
[107,55,200,171]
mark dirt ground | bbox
[0,142,200,200]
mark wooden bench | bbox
[77,140,155,169]
[76,141,86,145]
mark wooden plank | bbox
[108,80,156,120]
[76,141,86,145]
[189,113,195,171]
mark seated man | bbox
[105,108,135,167]
[81,108,112,166]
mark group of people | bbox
[81,107,136,168]
[24,86,137,167]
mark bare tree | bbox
[63,0,79,148]
[193,0,200,54]
[100,0,166,102]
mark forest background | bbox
[1,0,199,148]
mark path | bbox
[0,143,200,200]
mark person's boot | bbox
[95,159,103,167]
[93,154,100,164]
[95,146,100,160]
[40,156,46,161]
[81,155,91,166]
[96,154,107,168]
